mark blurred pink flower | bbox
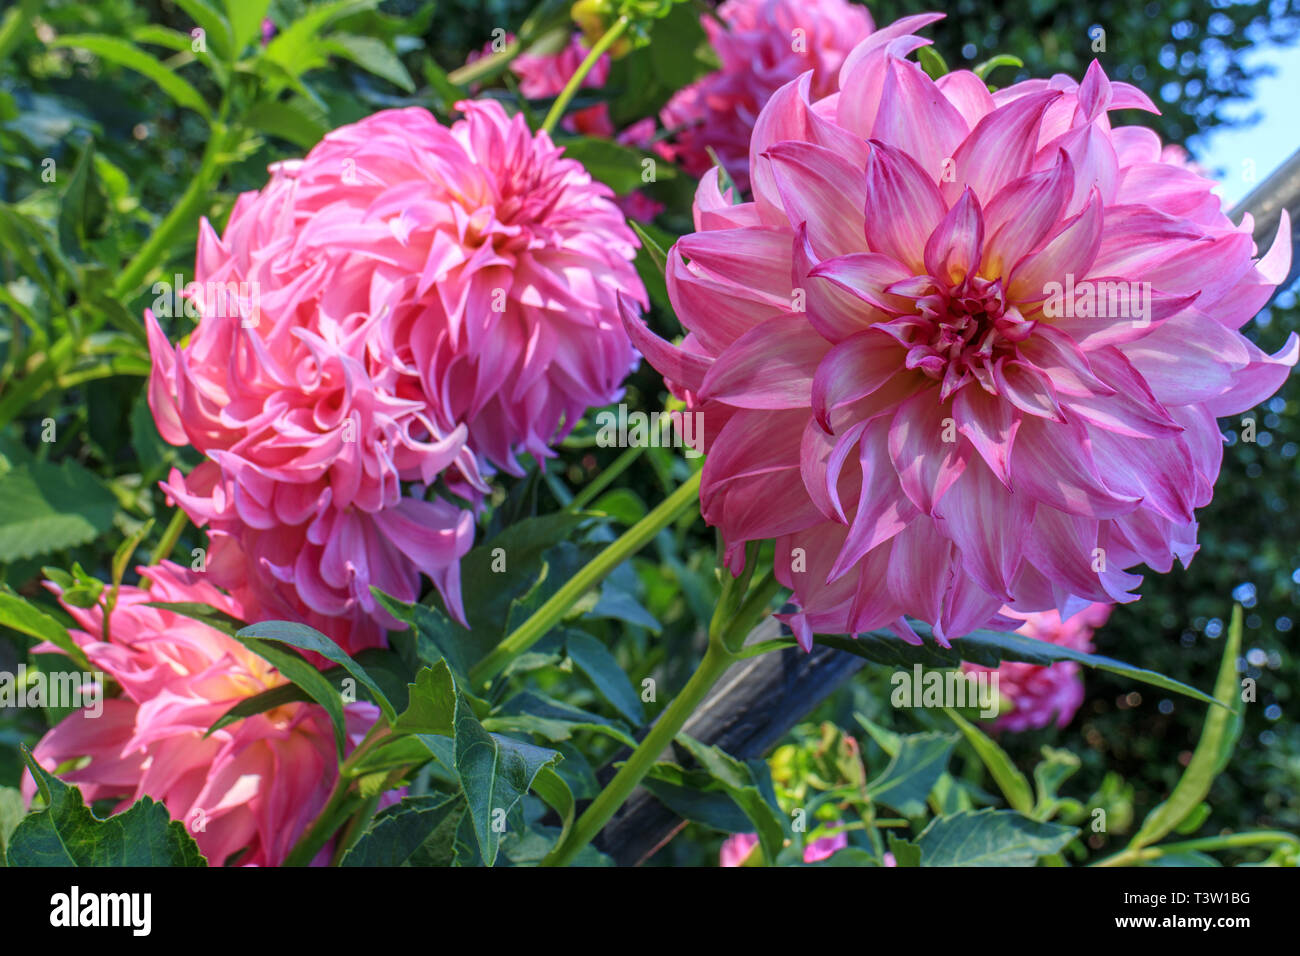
[719,831,760,866]
[964,603,1113,731]
[23,563,382,867]
[149,102,644,648]
[719,826,849,865]
[625,14,1295,650]
[802,828,849,862]
[660,0,874,191]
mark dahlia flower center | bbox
[899,273,1034,399]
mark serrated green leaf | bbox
[455,700,561,867]
[915,808,1076,866]
[393,661,456,736]
[0,459,117,560]
[8,747,205,866]
[339,792,461,866]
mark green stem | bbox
[545,638,736,867]
[446,38,522,86]
[283,724,391,866]
[111,121,234,299]
[469,468,702,690]
[544,571,784,866]
[1093,830,1300,867]
[540,16,629,135]
[569,445,645,512]
[149,508,189,565]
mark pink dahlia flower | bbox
[149,101,644,648]
[625,14,1296,650]
[22,563,382,867]
[660,0,874,191]
[964,603,1113,731]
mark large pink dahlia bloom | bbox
[964,603,1113,731]
[660,0,874,191]
[23,563,381,867]
[626,14,1296,650]
[149,101,645,648]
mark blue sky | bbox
[1191,41,1300,208]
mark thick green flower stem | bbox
[111,121,236,299]
[149,507,189,565]
[540,15,630,135]
[469,468,703,690]
[544,638,736,867]
[283,724,392,866]
[1092,831,1300,867]
[544,571,784,867]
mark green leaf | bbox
[56,138,105,260]
[887,832,922,867]
[372,588,472,680]
[0,459,118,561]
[225,635,347,756]
[565,630,645,725]
[676,734,785,864]
[866,731,958,817]
[339,793,462,866]
[263,0,379,80]
[205,682,310,737]
[173,0,233,60]
[560,137,669,195]
[944,709,1034,815]
[8,747,205,866]
[1033,746,1082,819]
[222,0,270,53]
[641,771,753,833]
[393,661,457,736]
[807,625,1221,707]
[917,45,949,80]
[973,54,1024,82]
[915,808,1077,867]
[455,699,562,866]
[1127,606,1244,849]
[0,786,23,867]
[324,34,414,91]
[531,767,575,856]
[630,221,668,275]
[484,690,636,748]
[143,601,246,636]
[49,36,211,118]
[244,99,329,151]
[237,620,395,724]
[0,588,92,671]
